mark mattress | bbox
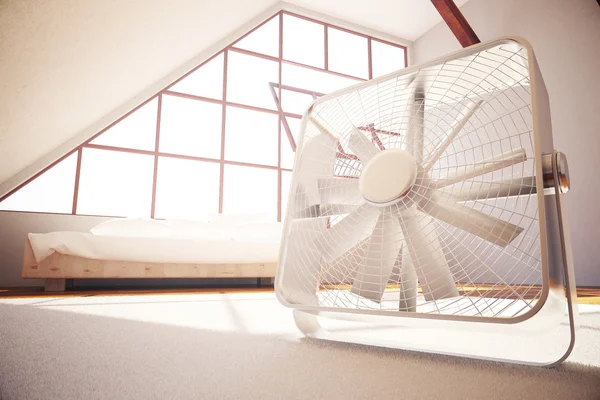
[28,231,281,265]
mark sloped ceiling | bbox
[288,0,470,42]
[0,0,465,191]
[0,0,278,188]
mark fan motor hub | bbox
[359,149,418,206]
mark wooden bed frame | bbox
[21,237,277,292]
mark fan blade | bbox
[420,195,523,247]
[433,148,527,189]
[422,100,483,172]
[351,213,401,302]
[398,244,418,312]
[295,204,359,218]
[295,133,339,207]
[348,127,379,163]
[407,83,425,163]
[278,217,328,305]
[294,177,361,219]
[297,133,339,177]
[295,177,362,218]
[318,177,362,205]
[317,203,379,262]
[448,177,536,202]
[399,210,459,301]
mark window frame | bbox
[0,11,408,221]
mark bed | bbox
[22,215,282,291]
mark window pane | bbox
[281,122,295,170]
[223,165,277,218]
[281,88,316,115]
[282,63,360,95]
[281,117,301,169]
[287,116,302,143]
[159,94,222,158]
[232,15,280,58]
[281,170,292,218]
[283,14,324,68]
[0,153,77,214]
[372,40,406,78]
[154,157,220,220]
[225,107,278,166]
[169,53,224,100]
[77,148,154,217]
[226,51,279,110]
[328,28,368,79]
[90,98,157,151]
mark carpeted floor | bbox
[1,292,599,400]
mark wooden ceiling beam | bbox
[430,0,480,48]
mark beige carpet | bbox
[1,293,599,400]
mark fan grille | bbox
[281,40,544,319]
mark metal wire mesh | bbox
[280,41,543,320]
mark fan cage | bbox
[279,39,550,321]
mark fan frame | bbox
[275,36,577,366]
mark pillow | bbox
[231,222,283,243]
[164,219,234,241]
[208,213,272,227]
[90,218,174,238]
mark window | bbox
[372,39,406,78]
[0,153,77,214]
[283,14,325,68]
[159,94,222,159]
[154,157,220,220]
[280,120,298,170]
[90,98,158,151]
[282,63,361,94]
[168,53,224,99]
[281,88,317,115]
[0,11,407,221]
[227,51,279,110]
[223,165,278,216]
[327,28,369,79]
[232,15,280,58]
[76,148,154,217]
[225,107,278,166]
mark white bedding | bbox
[29,224,282,265]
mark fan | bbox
[275,37,577,366]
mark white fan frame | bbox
[275,37,577,366]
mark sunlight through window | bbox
[155,157,220,220]
[1,11,406,222]
[159,95,222,159]
[223,165,278,218]
[282,14,324,68]
[77,148,154,217]
[225,107,278,166]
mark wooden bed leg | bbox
[45,279,66,292]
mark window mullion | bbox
[219,50,228,214]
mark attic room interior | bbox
[1,0,599,398]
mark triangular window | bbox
[0,11,406,221]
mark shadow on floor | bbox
[0,302,599,400]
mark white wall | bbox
[0,212,112,287]
[413,0,600,286]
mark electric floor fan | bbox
[275,37,577,366]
